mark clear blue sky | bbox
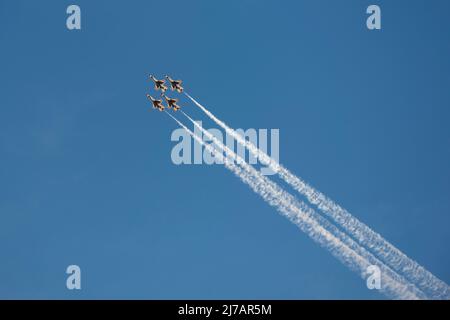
[0,0,449,299]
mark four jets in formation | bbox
[146,75,184,112]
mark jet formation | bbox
[147,75,183,112]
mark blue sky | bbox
[0,0,449,299]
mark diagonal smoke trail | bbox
[166,111,426,299]
[184,93,450,299]
[180,110,427,299]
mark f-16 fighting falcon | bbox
[149,75,168,93]
[162,94,181,111]
[146,94,165,111]
[165,75,184,93]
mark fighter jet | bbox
[146,94,164,111]
[149,75,168,93]
[165,75,184,93]
[162,94,181,111]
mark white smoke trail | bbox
[180,110,428,299]
[184,93,450,299]
[166,111,426,299]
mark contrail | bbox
[167,110,426,299]
[179,110,427,299]
[184,93,450,299]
